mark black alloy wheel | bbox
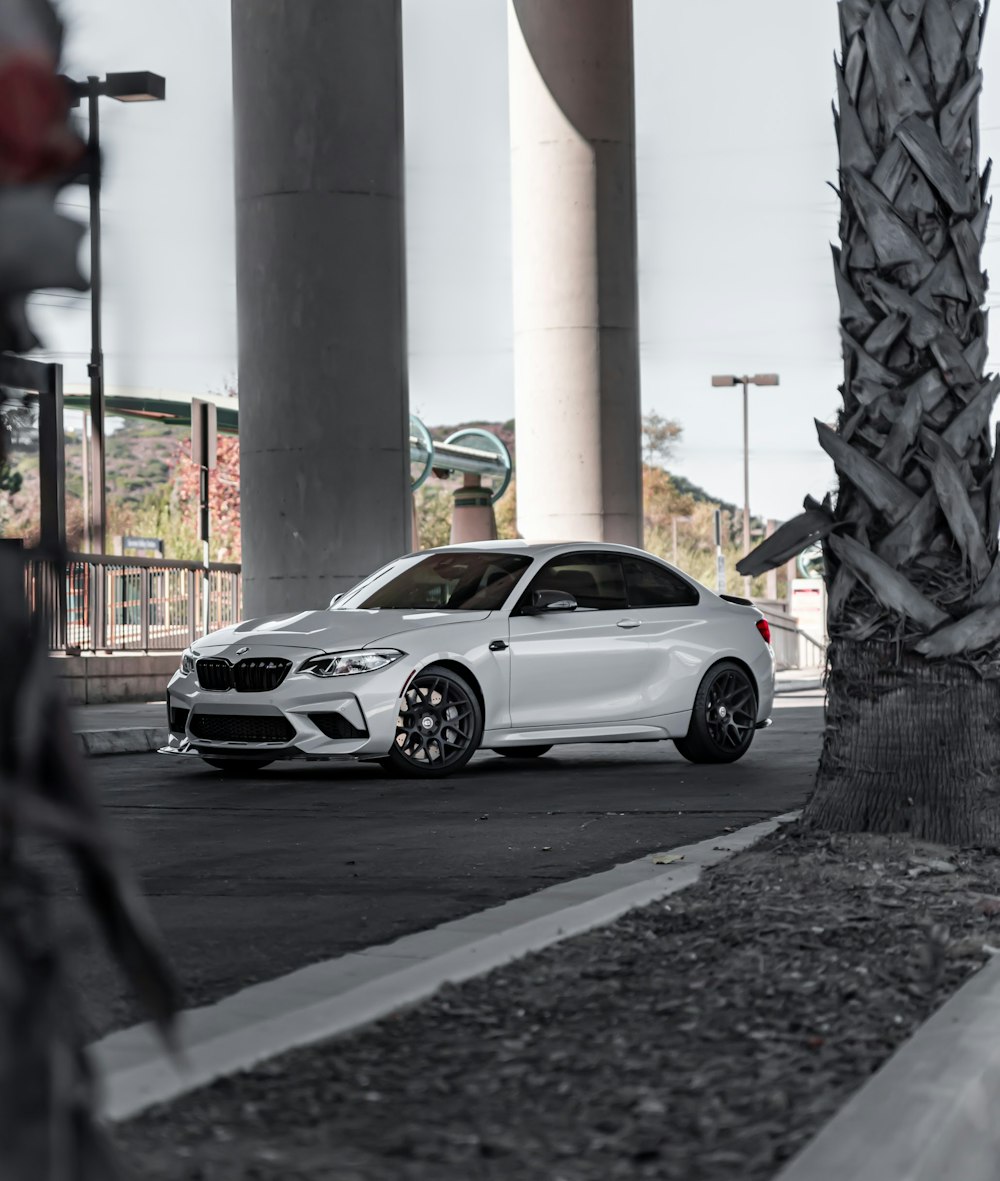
[202,758,274,774]
[674,661,757,764]
[491,745,552,759]
[381,666,483,778]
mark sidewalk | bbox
[70,670,825,756]
[72,701,168,756]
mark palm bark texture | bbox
[739,0,999,841]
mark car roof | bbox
[426,539,698,563]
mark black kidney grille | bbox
[196,657,292,692]
[189,713,295,744]
[234,658,291,692]
[196,659,232,691]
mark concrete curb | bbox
[92,810,800,1122]
[775,953,1000,1181]
[76,728,168,756]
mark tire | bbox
[491,746,552,759]
[674,661,758,764]
[202,758,274,774]
[382,665,484,778]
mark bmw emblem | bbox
[235,646,250,656]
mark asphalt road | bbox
[43,695,823,1040]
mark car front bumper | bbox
[163,655,413,761]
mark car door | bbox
[619,554,708,716]
[508,552,652,727]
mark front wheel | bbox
[381,665,483,778]
[674,661,757,764]
[491,746,552,759]
[202,758,274,774]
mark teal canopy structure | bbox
[61,387,512,502]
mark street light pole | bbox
[86,79,105,556]
[63,71,166,555]
[711,371,780,598]
[741,377,750,576]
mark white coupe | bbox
[163,541,775,778]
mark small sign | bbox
[120,535,164,557]
[791,578,826,642]
[716,554,726,594]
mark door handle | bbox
[616,619,641,629]
[489,639,509,651]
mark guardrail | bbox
[25,553,241,653]
[762,612,826,671]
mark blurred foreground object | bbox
[0,0,86,354]
[0,2,177,1177]
[0,549,177,1178]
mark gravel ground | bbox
[112,822,1000,1180]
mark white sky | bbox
[29,0,1000,521]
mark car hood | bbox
[193,609,493,654]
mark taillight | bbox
[756,619,771,645]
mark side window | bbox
[623,556,700,608]
[517,553,627,612]
[460,557,534,609]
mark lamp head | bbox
[104,71,166,102]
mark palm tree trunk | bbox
[804,0,999,843]
[740,1,999,843]
[808,639,1000,842]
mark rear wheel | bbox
[381,666,483,778]
[674,661,757,764]
[491,746,552,759]
[202,758,274,774]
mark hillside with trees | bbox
[0,405,785,596]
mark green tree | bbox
[741,0,998,842]
[413,483,454,550]
[642,410,682,466]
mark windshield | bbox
[339,552,532,611]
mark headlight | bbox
[180,652,196,675]
[300,649,405,677]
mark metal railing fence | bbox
[25,553,242,653]
[762,612,826,671]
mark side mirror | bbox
[328,593,343,609]
[524,589,578,614]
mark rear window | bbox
[353,552,532,611]
[622,556,700,607]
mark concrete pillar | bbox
[232,1,410,615]
[508,0,642,546]
[450,476,498,544]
